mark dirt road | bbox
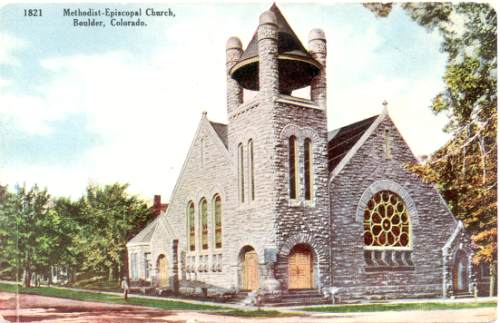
[0,292,496,323]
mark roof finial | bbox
[202,111,207,118]
[382,100,389,115]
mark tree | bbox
[0,184,54,287]
[75,183,153,283]
[365,3,497,295]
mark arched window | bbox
[248,139,255,201]
[238,143,245,203]
[199,198,208,250]
[187,201,195,251]
[304,138,313,201]
[364,191,410,248]
[288,136,298,199]
[213,194,222,249]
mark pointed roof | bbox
[327,115,379,172]
[239,4,316,62]
[229,4,320,93]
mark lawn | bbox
[0,282,299,318]
[300,300,497,313]
[0,282,223,311]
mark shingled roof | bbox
[239,4,316,63]
[127,216,159,245]
[327,115,379,173]
[209,121,228,148]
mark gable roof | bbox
[127,216,160,246]
[327,115,379,172]
[209,121,228,148]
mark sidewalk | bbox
[1,279,496,313]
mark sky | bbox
[0,2,451,201]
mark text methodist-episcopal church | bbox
[127,4,474,303]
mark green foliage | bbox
[302,300,497,313]
[0,282,225,311]
[365,2,497,267]
[0,182,154,286]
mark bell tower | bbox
[226,4,331,292]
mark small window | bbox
[304,138,313,201]
[187,201,195,251]
[213,195,222,249]
[288,136,298,199]
[200,198,208,250]
[248,139,255,201]
[238,143,245,203]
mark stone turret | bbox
[226,36,243,115]
[308,28,327,110]
[258,10,279,103]
[229,4,321,95]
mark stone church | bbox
[127,4,473,303]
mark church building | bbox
[127,4,473,303]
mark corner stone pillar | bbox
[258,10,279,103]
[308,28,327,110]
[226,37,243,115]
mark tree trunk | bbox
[489,262,496,297]
[23,267,31,288]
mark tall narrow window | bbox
[238,143,245,203]
[288,136,298,199]
[131,253,137,279]
[248,139,255,201]
[187,202,195,251]
[384,129,392,159]
[144,252,151,279]
[213,194,222,248]
[200,138,205,167]
[200,198,208,250]
[304,138,313,200]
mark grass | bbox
[300,301,498,313]
[0,282,223,311]
[0,282,301,317]
[212,309,302,318]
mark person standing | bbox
[121,277,129,300]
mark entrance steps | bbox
[453,291,473,299]
[266,289,330,307]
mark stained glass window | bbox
[200,198,208,250]
[363,191,410,248]
[187,201,195,251]
[213,195,222,249]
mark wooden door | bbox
[158,256,168,287]
[243,250,259,290]
[288,246,312,289]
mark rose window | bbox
[363,191,410,248]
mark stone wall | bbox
[329,115,458,301]
[272,98,331,291]
[149,116,235,290]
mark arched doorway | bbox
[453,250,469,293]
[157,255,168,288]
[240,246,259,291]
[288,244,313,289]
